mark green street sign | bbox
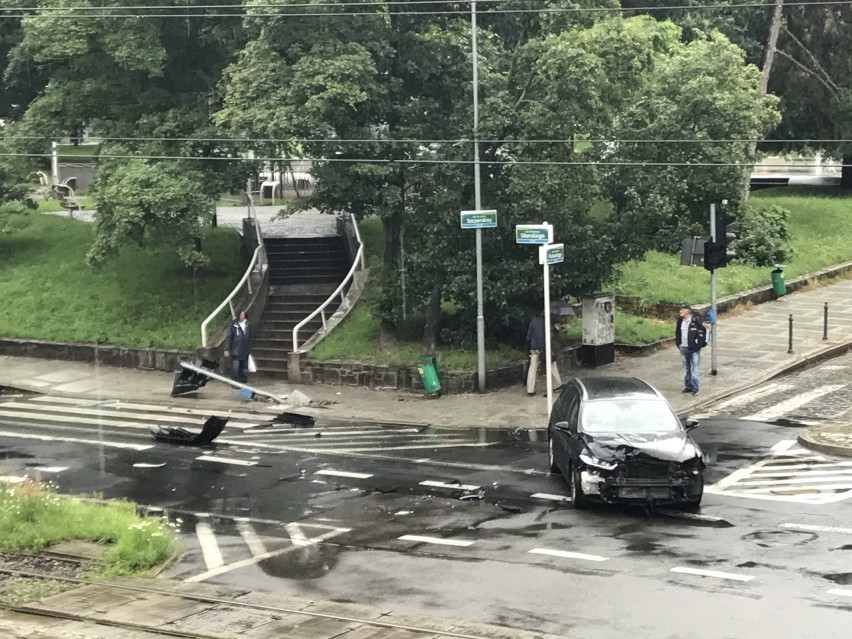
[515,223,553,245]
[539,243,565,265]
[460,209,497,229]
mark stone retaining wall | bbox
[0,337,190,372]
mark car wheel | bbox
[569,464,586,509]
[682,475,704,512]
[548,433,560,474]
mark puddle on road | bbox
[258,543,340,580]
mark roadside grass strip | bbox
[398,535,475,547]
[528,548,608,562]
[670,567,755,582]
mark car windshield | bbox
[580,398,681,434]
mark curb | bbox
[796,430,852,458]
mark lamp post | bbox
[471,0,486,392]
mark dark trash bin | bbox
[771,264,786,298]
[417,354,442,397]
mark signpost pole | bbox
[710,203,718,376]
[543,256,553,415]
[471,0,486,393]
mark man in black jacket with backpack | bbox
[675,304,707,396]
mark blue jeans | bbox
[232,357,249,384]
[679,347,700,391]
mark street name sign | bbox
[515,223,553,245]
[460,209,497,229]
[539,243,565,265]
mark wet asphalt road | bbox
[1,359,852,639]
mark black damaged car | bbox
[547,377,705,509]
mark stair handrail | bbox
[292,213,365,353]
[200,198,267,348]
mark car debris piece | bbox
[456,488,486,501]
[151,415,229,446]
[273,412,315,427]
[133,462,167,469]
[170,357,218,396]
[497,502,523,513]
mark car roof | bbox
[575,377,663,401]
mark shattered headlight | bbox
[579,452,618,471]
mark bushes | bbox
[732,202,793,267]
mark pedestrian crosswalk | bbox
[0,394,486,457]
[706,440,852,504]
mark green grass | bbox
[35,197,96,212]
[610,187,852,305]
[562,311,672,344]
[0,479,180,575]
[0,214,245,349]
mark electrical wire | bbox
[0,151,845,168]
[3,135,850,144]
[0,0,849,19]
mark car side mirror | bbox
[554,421,578,437]
[684,417,699,431]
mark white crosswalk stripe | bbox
[706,441,852,504]
[0,395,483,455]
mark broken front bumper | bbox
[580,470,701,503]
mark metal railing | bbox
[292,214,365,353]
[200,195,267,348]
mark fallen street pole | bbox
[177,361,287,404]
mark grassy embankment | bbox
[0,214,244,349]
[0,478,180,605]
[312,187,852,366]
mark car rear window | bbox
[581,398,681,434]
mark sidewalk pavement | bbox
[1,277,851,453]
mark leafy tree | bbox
[732,202,792,267]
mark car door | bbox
[562,393,582,470]
[552,386,580,474]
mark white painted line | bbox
[0,476,26,484]
[770,440,797,453]
[315,469,373,479]
[29,466,68,474]
[670,567,754,582]
[420,480,480,491]
[713,383,792,410]
[194,456,258,467]
[744,468,852,479]
[195,522,224,571]
[531,492,571,502]
[187,527,349,583]
[285,523,311,547]
[398,535,475,547]
[828,589,852,598]
[133,463,166,469]
[743,385,845,422]
[0,430,153,451]
[29,396,275,423]
[780,523,852,535]
[739,473,852,486]
[752,461,852,472]
[331,442,494,453]
[529,548,608,562]
[236,521,267,557]
[656,509,725,523]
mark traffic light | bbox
[714,200,737,267]
[703,239,724,270]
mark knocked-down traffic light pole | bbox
[703,201,737,375]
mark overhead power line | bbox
[0,1,849,19]
[0,151,846,169]
[4,135,851,144]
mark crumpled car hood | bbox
[583,431,702,464]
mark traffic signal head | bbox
[713,201,737,268]
[703,239,724,270]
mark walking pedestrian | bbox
[675,304,707,395]
[224,309,253,384]
[525,314,562,396]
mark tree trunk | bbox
[741,0,785,203]
[842,154,852,190]
[421,283,442,351]
[379,208,404,344]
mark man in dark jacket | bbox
[224,309,253,384]
[675,304,707,395]
[525,314,562,396]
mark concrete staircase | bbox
[253,236,350,376]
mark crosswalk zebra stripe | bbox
[0,404,248,428]
[195,521,224,570]
[28,396,275,423]
[743,385,845,422]
[236,521,267,557]
[714,383,793,411]
[744,468,852,479]
[0,429,153,450]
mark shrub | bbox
[732,202,793,267]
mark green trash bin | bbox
[417,354,442,397]
[771,264,786,298]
